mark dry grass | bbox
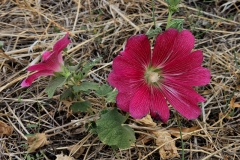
[0,0,240,159]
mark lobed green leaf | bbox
[73,81,99,92]
[70,101,91,112]
[45,76,68,98]
[60,87,74,100]
[95,84,112,97]
[106,90,118,103]
[167,19,184,31]
[96,108,136,149]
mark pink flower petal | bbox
[161,80,204,119]
[50,34,70,65]
[108,56,142,92]
[112,55,144,73]
[162,50,211,86]
[109,71,144,113]
[108,72,122,89]
[171,29,195,57]
[168,29,195,62]
[108,71,144,93]
[53,33,71,53]
[27,63,50,71]
[42,34,70,63]
[162,50,203,75]
[42,51,52,61]
[57,51,64,65]
[129,85,151,119]
[21,70,54,87]
[116,91,133,112]
[28,34,70,72]
[167,67,211,86]
[27,61,61,72]
[164,78,205,102]
[119,34,151,67]
[152,29,178,67]
[152,29,195,67]
[150,87,169,122]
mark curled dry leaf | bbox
[153,131,180,160]
[136,115,156,145]
[136,114,156,127]
[0,120,13,136]
[138,115,180,159]
[27,133,50,152]
[56,153,75,160]
[168,126,201,140]
[67,144,85,158]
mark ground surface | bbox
[1,0,240,159]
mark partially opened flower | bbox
[21,33,71,87]
[108,28,211,122]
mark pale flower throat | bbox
[149,72,160,83]
[144,67,161,85]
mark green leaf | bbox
[82,57,102,76]
[73,81,99,92]
[45,76,68,98]
[100,109,109,115]
[165,0,180,6]
[27,155,32,160]
[96,108,136,149]
[106,89,118,103]
[146,27,162,38]
[70,101,91,112]
[85,121,98,134]
[96,84,112,97]
[61,66,71,77]
[74,73,84,81]
[36,153,39,158]
[167,19,184,31]
[165,0,180,13]
[60,87,74,100]
[67,65,79,72]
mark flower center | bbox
[144,67,161,85]
[149,72,160,83]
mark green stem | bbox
[166,10,172,29]
[152,0,156,29]
[70,76,77,85]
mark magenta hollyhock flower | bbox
[21,33,71,87]
[108,28,211,122]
